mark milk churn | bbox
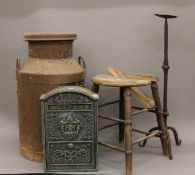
[16,33,85,161]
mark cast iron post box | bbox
[40,86,99,172]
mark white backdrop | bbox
[0,0,194,174]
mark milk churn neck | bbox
[23,32,77,59]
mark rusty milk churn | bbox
[16,33,85,162]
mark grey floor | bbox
[0,112,194,175]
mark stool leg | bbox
[92,83,99,93]
[119,87,125,143]
[151,82,172,159]
[124,87,132,175]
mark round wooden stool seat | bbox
[92,74,151,87]
[123,72,159,82]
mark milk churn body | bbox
[16,33,85,162]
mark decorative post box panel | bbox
[40,86,99,172]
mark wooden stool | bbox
[92,74,172,175]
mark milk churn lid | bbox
[23,32,77,41]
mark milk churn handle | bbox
[78,56,86,69]
[16,58,21,71]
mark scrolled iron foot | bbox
[139,127,159,147]
[139,126,181,147]
[167,126,181,146]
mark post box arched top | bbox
[40,86,99,101]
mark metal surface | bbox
[155,14,178,19]
[141,14,181,147]
[16,33,85,162]
[40,86,99,172]
[156,14,181,145]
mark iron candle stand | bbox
[155,14,181,145]
[140,14,181,147]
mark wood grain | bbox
[124,72,159,82]
[107,66,155,108]
[92,74,151,87]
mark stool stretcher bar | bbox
[99,131,161,152]
[98,100,120,108]
[98,122,159,137]
[132,106,156,113]
[132,131,161,145]
[98,123,118,131]
[98,114,131,124]
[98,99,157,114]
[132,108,150,116]
[99,108,152,123]
[132,128,155,135]
[98,141,125,152]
